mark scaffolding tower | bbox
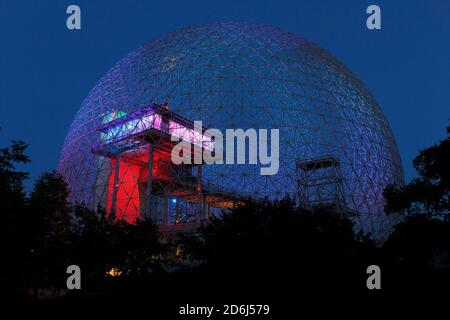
[91,103,241,230]
[296,155,346,209]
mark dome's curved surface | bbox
[59,21,403,238]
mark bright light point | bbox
[106,267,123,277]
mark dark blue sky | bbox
[1,0,449,190]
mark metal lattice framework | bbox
[90,103,240,225]
[296,155,346,207]
[58,22,403,239]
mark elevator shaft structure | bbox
[296,155,346,208]
[92,103,240,227]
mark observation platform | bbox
[91,103,242,226]
[92,103,213,158]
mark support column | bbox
[110,154,121,220]
[163,186,169,225]
[206,181,211,220]
[202,194,206,220]
[146,144,154,221]
[196,164,203,222]
[175,198,179,224]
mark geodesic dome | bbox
[58,21,403,239]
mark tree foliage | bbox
[0,136,31,292]
[384,127,449,217]
[185,198,371,273]
[26,171,73,288]
[72,205,162,284]
[384,126,450,268]
[0,132,162,292]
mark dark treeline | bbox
[0,126,449,307]
[1,169,166,294]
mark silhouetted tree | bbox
[120,217,163,275]
[0,136,30,293]
[27,171,73,288]
[71,205,113,283]
[384,126,449,217]
[72,204,162,285]
[182,198,374,291]
[383,126,450,270]
[384,214,450,266]
[0,130,165,297]
[0,138,29,212]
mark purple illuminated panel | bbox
[101,107,214,151]
[168,120,213,151]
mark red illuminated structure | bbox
[92,103,240,231]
